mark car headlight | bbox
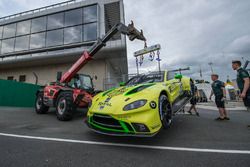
[123,99,147,111]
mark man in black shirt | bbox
[209,74,229,120]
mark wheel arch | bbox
[55,89,73,104]
[160,90,168,96]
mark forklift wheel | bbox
[56,91,75,121]
[35,92,49,114]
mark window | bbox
[83,5,97,23]
[30,32,46,49]
[83,23,97,41]
[15,35,30,51]
[167,71,176,80]
[0,26,3,39]
[47,13,64,30]
[64,26,82,44]
[31,17,47,33]
[19,75,26,82]
[1,38,15,54]
[16,20,31,36]
[46,29,63,47]
[7,76,14,80]
[65,8,82,27]
[3,23,16,38]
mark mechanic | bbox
[232,60,250,127]
[232,60,250,112]
[209,74,229,121]
[187,79,199,116]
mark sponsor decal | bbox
[106,87,128,98]
[104,97,111,102]
[98,102,112,107]
[99,106,104,110]
[116,115,131,120]
[98,97,113,110]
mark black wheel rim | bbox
[36,97,42,110]
[57,98,66,115]
[160,96,172,126]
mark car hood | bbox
[89,83,158,115]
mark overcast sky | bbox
[0,0,249,82]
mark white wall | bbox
[0,59,107,90]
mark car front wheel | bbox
[159,94,172,129]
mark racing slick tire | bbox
[35,92,49,114]
[56,91,75,121]
[159,94,172,129]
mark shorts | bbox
[215,95,225,108]
[190,97,197,105]
[243,89,250,107]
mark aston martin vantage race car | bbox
[87,71,193,136]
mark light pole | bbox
[208,62,214,73]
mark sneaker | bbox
[224,117,230,120]
[196,112,200,117]
[215,117,224,121]
[187,111,192,115]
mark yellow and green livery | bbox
[87,71,192,136]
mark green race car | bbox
[87,71,192,136]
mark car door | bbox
[166,71,183,102]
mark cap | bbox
[211,73,219,78]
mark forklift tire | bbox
[35,92,49,114]
[56,91,75,121]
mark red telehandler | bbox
[35,21,146,121]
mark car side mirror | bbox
[174,74,183,80]
[119,82,126,87]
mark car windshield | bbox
[69,74,93,90]
[126,72,164,86]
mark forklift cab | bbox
[69,74,94,92]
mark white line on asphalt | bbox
[195,105,246,111]
[0,132,250,154]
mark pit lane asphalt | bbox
[0,106,250,167]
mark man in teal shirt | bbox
[232,60,250,110]
[209,74,229,120]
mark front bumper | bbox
[86,114,158,137]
